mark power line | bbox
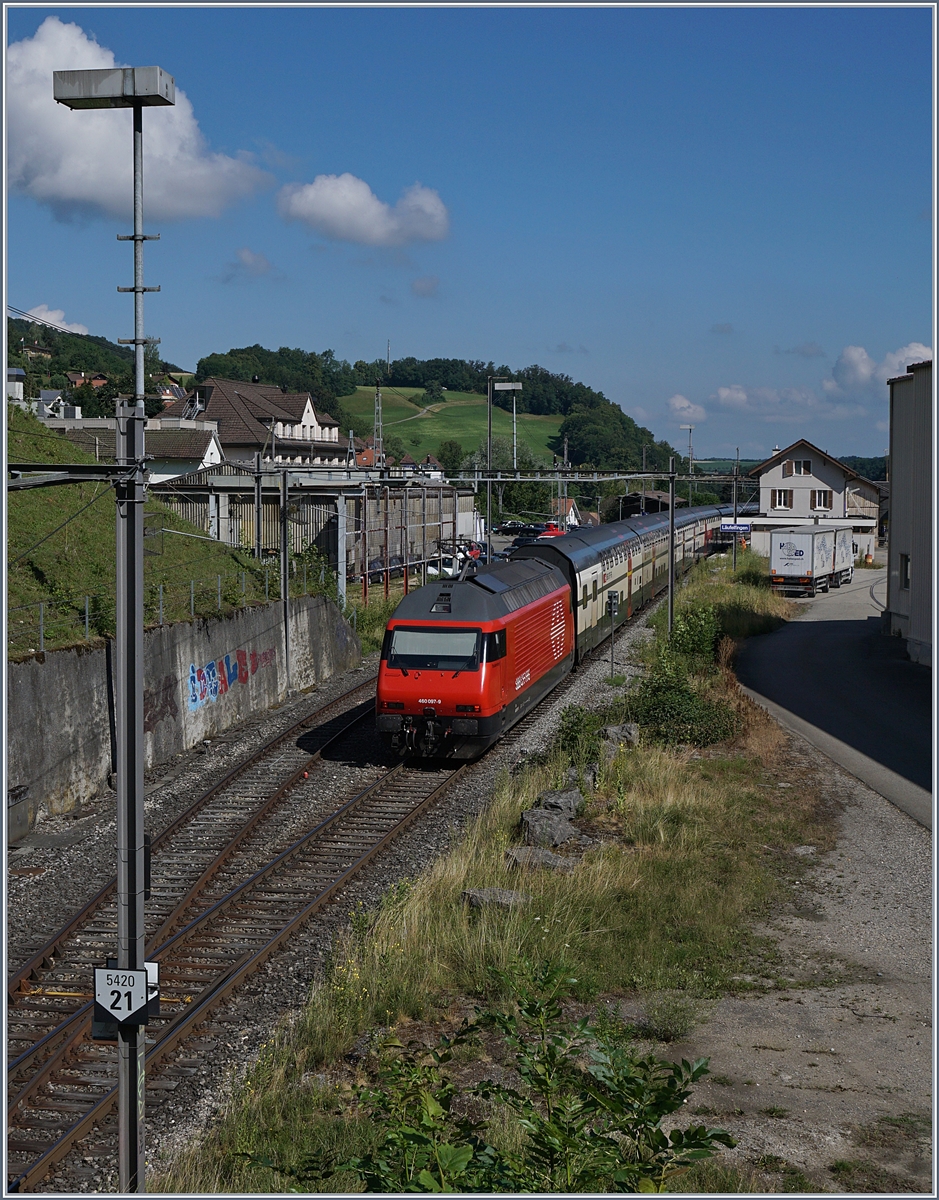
[7,304,105,341]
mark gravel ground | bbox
[17,602,932,1194]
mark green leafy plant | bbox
[242,962,735,1193]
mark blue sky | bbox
[5,5,934,458]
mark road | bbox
[735,567,933,829]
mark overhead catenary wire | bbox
[11,483,117,565]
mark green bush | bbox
[625,661,737,747]
[668,606,718,666]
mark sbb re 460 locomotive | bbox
[376,557,574,758]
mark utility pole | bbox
[641,444,649,514]
[732,447,739,573]
[374,379,384,474]
[668,456,676,635]
[254,452,263,559]
[513,394,517,471]
[487,379,522,561]
[53,65,177,1194]
[280,471,290,691]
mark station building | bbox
[746,439,880,559]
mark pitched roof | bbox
[748,438,868,482]
[162,377,339,448]
[60,427,218,461]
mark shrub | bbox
[625,661,738,747]
[668,606,718,666]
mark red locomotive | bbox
[376,557,574,758]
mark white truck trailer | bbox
[769,525,854,595]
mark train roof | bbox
[388,555,568,624]
[510,500,757,577]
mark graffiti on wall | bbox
[188,646,276,711]
[144,674,180,733]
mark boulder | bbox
[537,787,584,817]
[521,808,588,848]
[602,723,640,747]
[505,846,574,873]
[461,887,532,910]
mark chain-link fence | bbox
[7,558,344,659]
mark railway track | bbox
[7,594,659,1191]
[6,677,385,1190]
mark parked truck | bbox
[769,525,854,595]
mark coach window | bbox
[582,584,588,609]
[592,580,598,603]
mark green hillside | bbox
[341,386,563,465]
[7,405,296,657]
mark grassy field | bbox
[340,386,563,464]
[6,404,335,656]
[152,556,829,1195]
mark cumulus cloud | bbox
[823,341,932,397]
[712,382,860,422]
[667,394,706,422]
[6,17,270,221]
[710,322,733,335]
[25,303,88,334]
[219,247,277,283]
[554,342,588,355]
[411,275,439,297]
[279,174,449,246]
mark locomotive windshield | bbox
[386,626,481,672]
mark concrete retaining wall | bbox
[7,596,360,840]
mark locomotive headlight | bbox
[380,701,404,710]
[456,705,480,712]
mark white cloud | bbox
[25,303,88,334]
[411,275,439,297]
[713,382,860,422]
[823,341,932,397]
[218,247,277,284]
[6,17,269,220]
[667,393,706,422]
[279,174,449,246]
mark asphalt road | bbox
[735,567,933,829]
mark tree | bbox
[421,379,445,403]
[436,439,464,474]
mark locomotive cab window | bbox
[386,626,481,672]
[484,629,507,661]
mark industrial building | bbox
[884,358,932,666]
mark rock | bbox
[602,723,640,747]
[462,887,532,910]
[537,787,584,817]
[566,764,599,791]
[505,846,574,873]
[521,808,590,848]
[792,845,817,857]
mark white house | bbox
[747,439,879,558]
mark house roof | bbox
[162,377,339,449]
[60,427,219,461]
[748,438,875,487]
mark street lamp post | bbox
[487,378,522,560]
[54,65,175,1196]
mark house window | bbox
[900,554,910,590]
[771,489,794,509]
[782,460,812,477]
[811,489,832,510]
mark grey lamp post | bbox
[487,379,522,560]
[53,65,175,1196]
